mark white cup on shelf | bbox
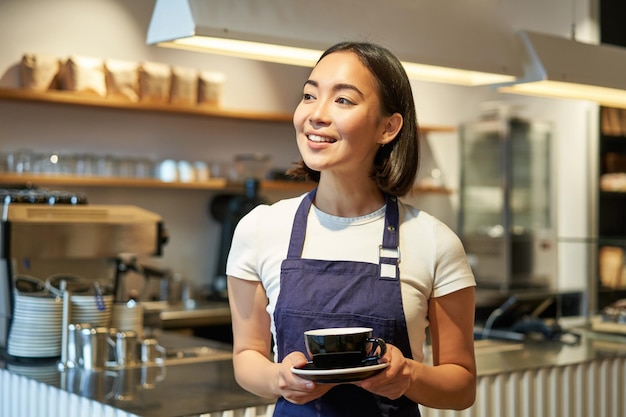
[193,161,209,181]
[157,159,178,182]
[177,160,195,182]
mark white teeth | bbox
[307,134,335,143]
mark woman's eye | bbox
[302,92,315,101]
[336,97,354,105]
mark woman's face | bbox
[293,51,397,178]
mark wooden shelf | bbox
[0,173,311,192]
[419,125,457,134]
[0,87,456,134]
[0,87,293,123]
[0,173,452,194]
[409,184,454,195]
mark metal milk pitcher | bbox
[78,326,115,370]
[113,330,138,366]
[66,323,92,368]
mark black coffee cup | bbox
[304,327,386,369]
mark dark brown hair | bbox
[287,41,420,196]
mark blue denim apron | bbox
[273,190,421,417]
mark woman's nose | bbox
[309,100,331,125]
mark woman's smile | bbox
[307,134,337,144]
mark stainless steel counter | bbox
[101,359,273,416]
[2,324,626,417]
[0,330,271,417]
[473,326,626,375]
[142,300,231,329]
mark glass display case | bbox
[459,117,555,290]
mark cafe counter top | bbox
[1,323,626,417]
[0,330,273,417]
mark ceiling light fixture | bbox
[498,31,626,109]
[146,0,518,86]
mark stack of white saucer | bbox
[7,291,63,358]
[71,294,114,327]
[44,274,114,328]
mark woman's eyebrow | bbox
[303,79,364,98]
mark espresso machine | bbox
[0,189,168,349]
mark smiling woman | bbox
[226,41,477,417]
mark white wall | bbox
[0,0,596,296]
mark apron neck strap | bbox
[286,188,316,258]
[286,189,401,279]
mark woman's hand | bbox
[353,343,414,400]
[355,288,477,409]
[277,351,335,404]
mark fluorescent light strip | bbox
[160,36,515,86]
[401,62,515,86]
[165,36,322,67]
[499,81,626,109]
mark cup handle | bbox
[366,337,387,359]
[155,343,167,362]
[106,334,117,367]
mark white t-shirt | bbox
[226,193,476,362]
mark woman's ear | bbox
[379,113,403,145]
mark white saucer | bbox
[291,362,388,383]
